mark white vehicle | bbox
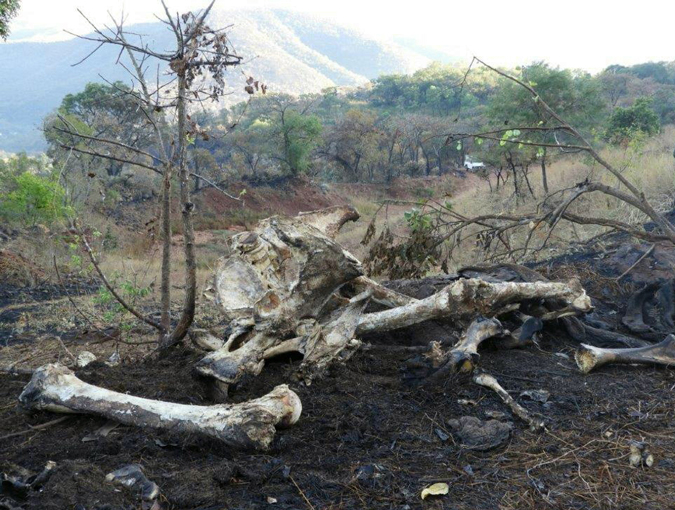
[464,156,486,171]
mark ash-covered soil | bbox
[3,232,675,509]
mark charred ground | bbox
[3,229,675,509]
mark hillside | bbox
[0,9,431,153]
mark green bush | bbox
[0,172,69,226]
[605,97,660,145]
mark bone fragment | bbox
[472,371,545,431]
[427,318,504,381]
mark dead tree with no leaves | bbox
[51,1,263,349]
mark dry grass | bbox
[428,129,675,269]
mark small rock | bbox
[434,428,449,442]
[520,389,550,403]
[106,351,121,367]
[484,410,508,421]
[457,398,477,406]
[447,416,512,451]
[76,351,97,368]
[267,496,278,504]
[106,464,159,501]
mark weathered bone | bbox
[19,364,302,450]
[356,278,591,335]
[197,208,591,390]
[196,212,366,388]
[427,318,505,380]
[350,276,418,308]
[295,205,360,239]
[472,371,545,431]
[196,296,368,388]
[208,215,362,323]
[575,334,675,373]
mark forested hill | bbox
[0,9,434,153]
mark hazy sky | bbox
[8,0,674,72]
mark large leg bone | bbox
[357,278,591,335]
[19,364,302,450]
[575,334,675,373]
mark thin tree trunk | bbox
[541,149,549,194]
[167,72,197,347]
[522,165,535,197]
[160,165,172,339]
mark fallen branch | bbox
[616,244,655,281]
[0,416,69,441]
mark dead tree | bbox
[51,1,261,349]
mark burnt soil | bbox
[3,239,675,509]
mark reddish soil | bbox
[196,174,467,224]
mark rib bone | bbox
[575,334,675,373]
[19,364,302,450]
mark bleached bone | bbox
[472,371,545,431]
[19,364,301,450]
[356,278,591,335]
[296,205,360,239]
[197,208,591,390]
[575,334,675,373]
[190,328,225,351]
[196,212,366,389]
[196,297,368,388]
[427,318,505,380]
[349,276,418,308]
[208,215,362,323]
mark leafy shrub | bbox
[606,97,660,145]
[0,172,69,226]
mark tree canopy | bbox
[0,0,20,40]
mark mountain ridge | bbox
[0,9,432,153]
